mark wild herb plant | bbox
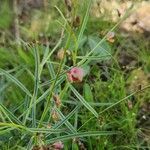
[0,0,150,149]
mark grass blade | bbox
[69,84,98,118]
[46,105,80,138]
[0,127,14,135]
[23,47,40,126]
[47,62,56,79]
[54,106,80,129]
[0,103,22,125]
[56,108,77,134]
[46,131,120,143]
[32,47,40,127]
[0,68,32,97]
[77,0,92,45]
[28,128,64,134]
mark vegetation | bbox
[0,0,150,149]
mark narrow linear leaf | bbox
[83,83,93,102]
[28,128,64,134]
[32,47,40,127]
[55,105,80,130]
[41,45,50,66]
[46,105,80,138]
[19,76,64,120]
[0,104,22,125]
[77,55,111,60]
[41,38,62,67]
[64,100,113,106]
[0,122,27,132]
[46,131,120,143]
[0,127,14,135]
[56,108,77,134]
[0,122,63,134]
[26,136,34,150]
[0,69,32,97]
[47,62,56,79]
[77,0,92,44]
[23,47,40,126]
[69,84,98,118]
[41,75,65,87]
[19,88,50,119]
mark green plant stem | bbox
[38,28,72,127]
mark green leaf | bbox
[46,105,80,138]
[26,136,34,150]
[88,36,111,60]
[77,0,92,45]
[32,47,40,127]
[0,69,32,97]
[41,39,61,68]
[63,101,113,107]
[0,122,64,134]
[83,83,93,102]
[17,48,34,65]
[46,131,120,143]
[0,127,13,135]
[47,62,56,79]
[0,103,22,125]
[56,108,77,134]
[69,84,98,118]
[28,128,64,134]
[72,143,79,150]
[55,106,80,129]
[24,47,40,126]
[19,87,50,119]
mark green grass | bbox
[0,0,150,149]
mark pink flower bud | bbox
[67,67,84,83]
[52,141,64,150]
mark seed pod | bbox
[127,100,133,109]
[57,48,71,60]
[47,124,51,128]
[53,94,61,108]
[106,31,115,43]
[73,16,81,28]
[52,110,59,122]
[64,0,72,12]
[57,48,65,60]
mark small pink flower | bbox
[67,67,84,83]
[52,141,64,150]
